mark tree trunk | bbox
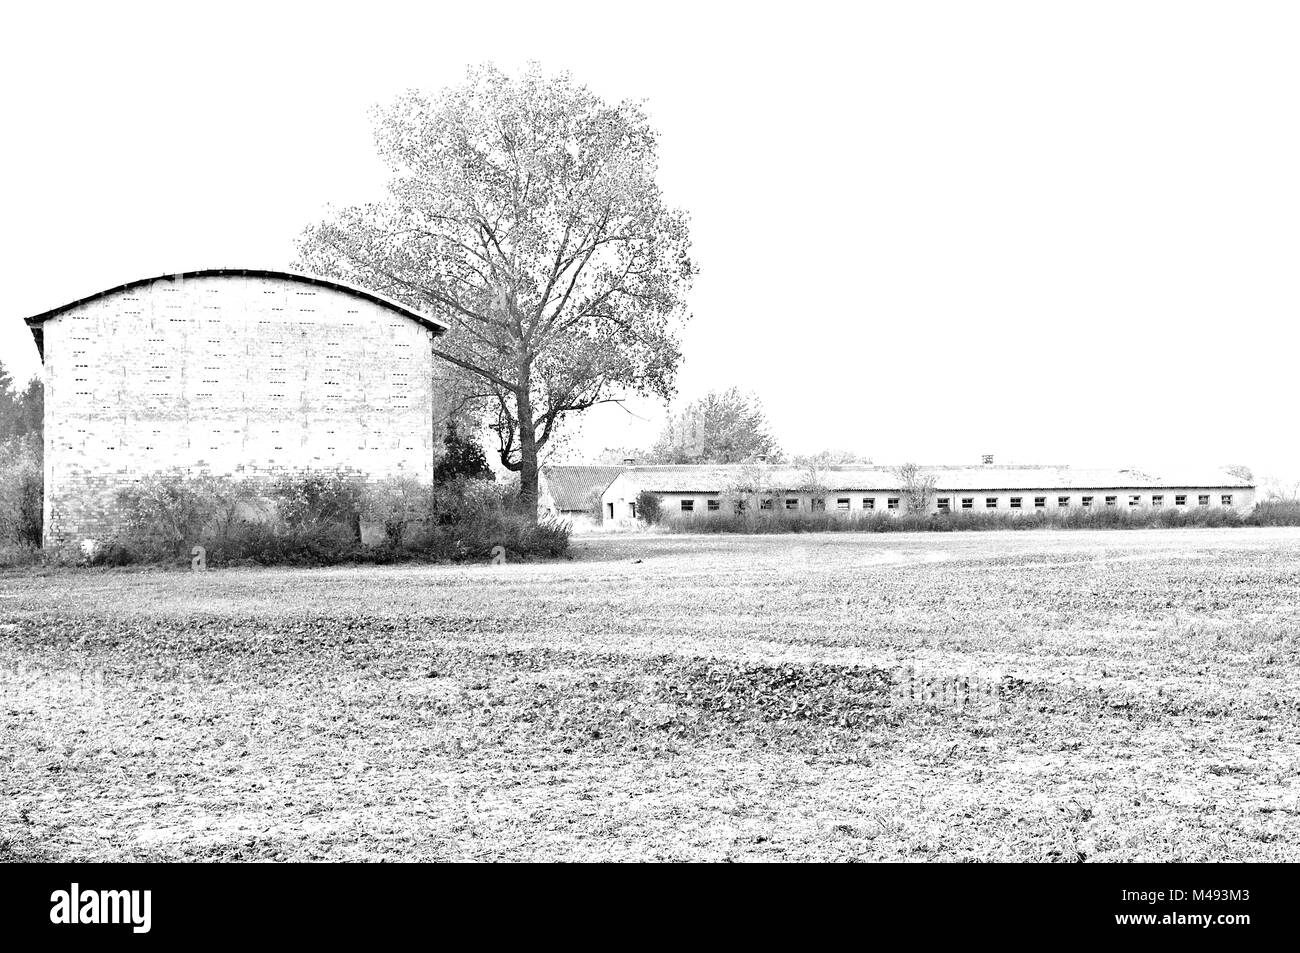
[515,383,540,524]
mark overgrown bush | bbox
[95,471,570,567]
[0,435,42,547]
[404,509,570,561]
[1252,499,1300,526]
[636,490,663,525]
[118,471,253,557]
[361,475,429,545]
[270,472,365,538]
[0,541,42,569]
[403,478,569,559]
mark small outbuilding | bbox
[539,465,626,531]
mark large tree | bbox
[297,64,696,516]
[648,387,781,464]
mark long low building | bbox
[597,462,1256,527]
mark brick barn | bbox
[23,269,448,548]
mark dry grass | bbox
[2,527,1299,861]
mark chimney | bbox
[982,454,994,465]
[622,457,635,466]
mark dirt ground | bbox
[2,527,1299,861]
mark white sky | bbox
[3,1,1297,483]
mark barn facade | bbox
[24,269,447,548]
[599,463,1257,527]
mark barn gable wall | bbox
[39,273,439,546]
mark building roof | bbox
[22,269,448,356]
[542,466,627,510]
[612,464,1255,494]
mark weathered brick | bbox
[33,272,444,547]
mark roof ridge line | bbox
[21,268,447,336]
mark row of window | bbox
[678,493,1234,513]
[937,493,1233,509]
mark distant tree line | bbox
[589,386,871,467]
[0,360,44,548]
[0,361,42,443]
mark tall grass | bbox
[1252,499,1300,526]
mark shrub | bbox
[96,471,569,567]
[216,520,365,566]
[362,476,430,545]
[0,541,41,569]
[203,475,266,544]
[636,490,663,525]
[426,476,509,526]
[82,537,149,567]
[270,472,365,538]
[117,471,215,557]
[409,511,571,561]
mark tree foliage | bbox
[0,361,44,547]
[1261,476,1300,502]
[789,449,871,467]
[297,63,696,516]
[588,446,643,466]
[0,434,42,546]
[891,462,938,514]
[0,361,42,444]
[434,421,492,485]
[648,387,780,464]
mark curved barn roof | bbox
[22,268,448,341]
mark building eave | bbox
[21,268,449,360]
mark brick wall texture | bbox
[40,273,440,546]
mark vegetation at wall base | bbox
[0,542,42,569]
[33,471,571,569]
[1252,499,1300,526]
[659,505,1300,534]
